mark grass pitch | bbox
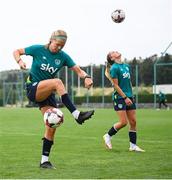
[0,107,172,179]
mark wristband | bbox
[84,75,91,80]
[17,59,22,64]
[123,96,127,100]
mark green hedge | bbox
[74,96,112,104]
[74,94,172,104]
[0,99,2,106]
[138,94,172,103]
[0,94,172,106]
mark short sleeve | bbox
[25,45,42,56]
[110,65,119,79]
[63,52,76,68]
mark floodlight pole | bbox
[21,71,24,107]
[77,76,80,96]
[153,64,157,109]
[90,63,93,96]
[153,41,172,109]
[65,66,68,92]
[3,80,5,106]
[71,71,74,103]
[102,65,105,107]
[135,65,138,108]
[86,67,89,106]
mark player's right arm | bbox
[112,78,132,106]
[13,48,26,70]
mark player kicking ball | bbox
[103,51,145,152]
[13,30,94,169]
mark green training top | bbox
[110,63,133,98]
[25,45,76,83]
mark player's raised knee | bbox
[54,78,63,86]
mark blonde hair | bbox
[50,30,67,41]
[45,30,67,49]
[105,63,113,84]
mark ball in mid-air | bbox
[111,9,125,23]
[44,108,64,128]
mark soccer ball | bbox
[43,108,64,128]
[111,9,125,23]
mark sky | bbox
[0,0,171,71]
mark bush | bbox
[74,94,172,104]
[74,96,112,104]
[0,98,3,106]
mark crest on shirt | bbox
[55,59,61,65]
[118,104,123,109]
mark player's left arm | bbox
[70,65,93,89]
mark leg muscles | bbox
[126,110,136,131]
[36,79,66,102]
[114,111,128,130]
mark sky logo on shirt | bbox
[122,72,130,79]
[40,63,58,74]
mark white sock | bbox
[130,142,136,149]
[72,110,80,119]
[106,133,111,138]
[41,155,49,164]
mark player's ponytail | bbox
[107,53,114,65]
[105,63,113,85]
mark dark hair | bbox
[107,53,114,65]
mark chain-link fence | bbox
[1,55,172,108]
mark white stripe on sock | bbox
[41,155,49,164]
[72,110,80,119]
[129,130,136,133]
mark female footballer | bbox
[13,30,94,169]
[103,51,145,152]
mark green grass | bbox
[0,108,172,179]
